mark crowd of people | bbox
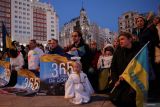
[0,15,160,107]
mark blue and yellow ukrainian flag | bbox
[2,21,13,50]
[121,42,149,107]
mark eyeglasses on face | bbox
[72,35,78,37]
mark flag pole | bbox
[120,41,150,72]
[130,41,149,62]
[110,79,120,93]
[110,41,149,94]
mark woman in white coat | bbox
[64,61,94,104]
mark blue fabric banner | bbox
[0,60,10,87]
[40,54,73,95]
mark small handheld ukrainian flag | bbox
[121,42,150,107]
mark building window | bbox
[23,26,26,29]
[23,31,26,34]
[15,25,18,28]
[19,16,22,19]
[125,15,129,19]
[19,26,22,29]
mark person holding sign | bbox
[47,38,72,59]
[66,30,90,74]
[48,38,64,55]
[65,61,94,104]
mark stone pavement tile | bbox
[102,100,116,107]
[0,94,109,107]
[0,106,10,107]
[11,96,33,107]
[33,96,70,107]
[0,94,16,106]
[33,95,106,107]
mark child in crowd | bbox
[64,61,94,104]
[97,44,114,92]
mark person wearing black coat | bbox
[132,16,160,99]
[132,16,159,75]
[66,30,90,74]
[110,32,141,107]
[48,38,73,59]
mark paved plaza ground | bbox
[0,94,160,107]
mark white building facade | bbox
[0,0,11,50]
[1,0,59,45]
[11,0,33,44]
[32,1,59,44]
[118,11,139,33]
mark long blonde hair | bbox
[73,61,82,79]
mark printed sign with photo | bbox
[40,54,73,95]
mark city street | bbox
[0,94,115,107]
[0,93,160,107]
